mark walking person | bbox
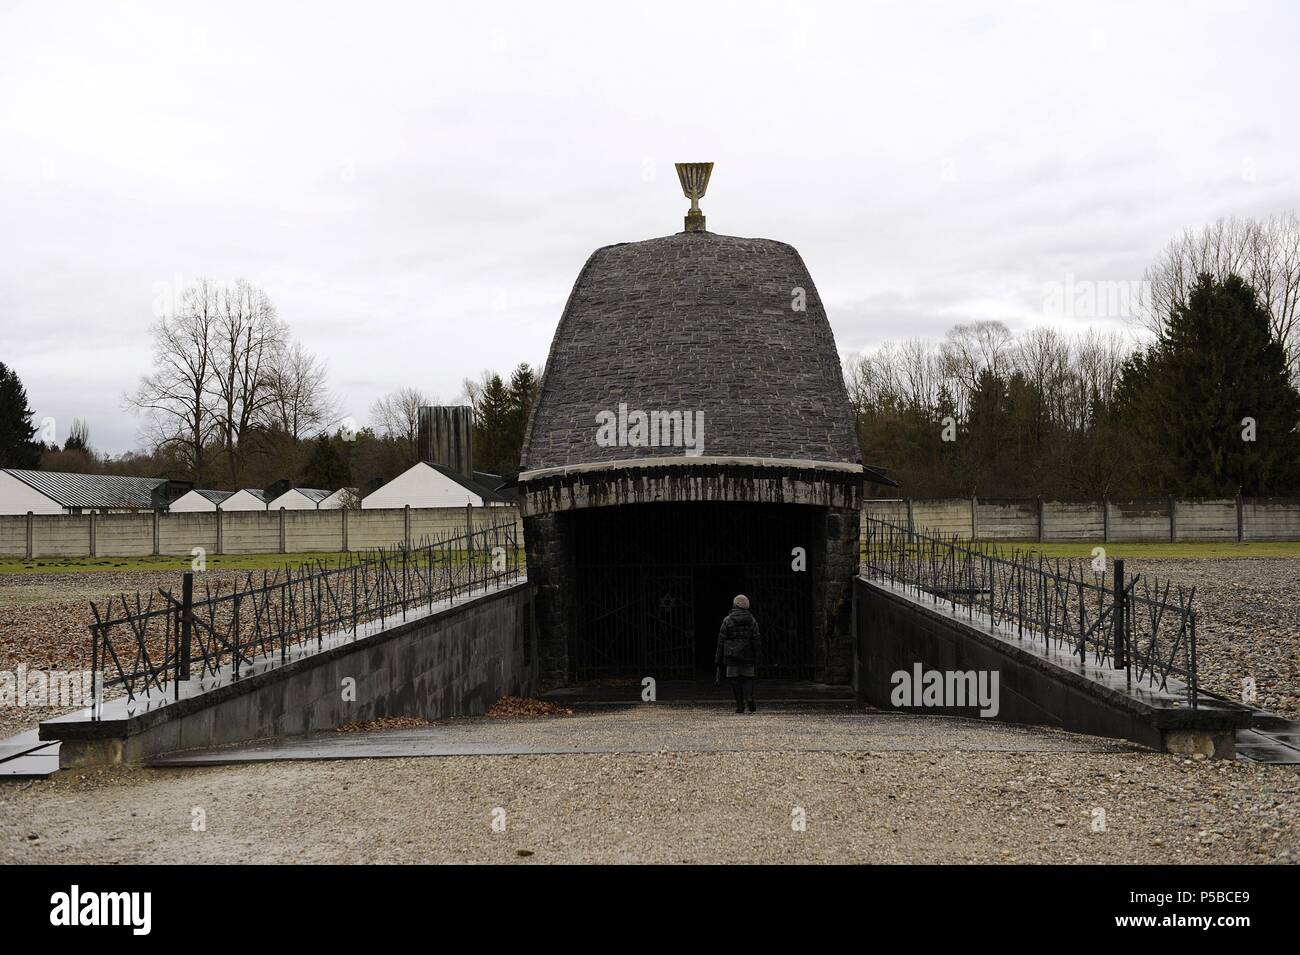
[715,594,760,713]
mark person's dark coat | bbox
[715,607,761,670]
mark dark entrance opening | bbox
[570,502,817,682]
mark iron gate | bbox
[571,503,816,681]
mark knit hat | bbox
[733,594,750,610]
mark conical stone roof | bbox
[520,231,861,475]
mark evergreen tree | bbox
[504,362,538,475]
[962,369,1003,495]
[0,362,41,468]
[473,375,514,474]
[63,418,90,452]
[1133,273,1300,495]
[302,431,351,490]
[1112,346,1166,489]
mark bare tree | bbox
[370,386,435,465]
[845,319,1156,497]
[64,418,91,452]
[849,334,984,420]
[940,320,1013,418]
[1141,213,1300,376]
[128,280,220,481]
[457,369,496,414]
[896,338,942,412]
[210,280,286,485]
[1072,330,1129,414]
[1012,326,1068,442]
[266,340,337,440]
[1250,213,1300,374]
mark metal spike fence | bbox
[87,520,523,714]
[860,517,1198,706]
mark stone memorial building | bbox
[518,164,886,688]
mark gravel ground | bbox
[1123,558,1300,717]
[2,745,1297,864]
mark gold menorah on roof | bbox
[675,162,713,232]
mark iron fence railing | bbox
[88,521,523,714]
[860,517,1198,706]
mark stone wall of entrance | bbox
[521,462,863,688]
[523,510,577,688]
[816,506,861,685]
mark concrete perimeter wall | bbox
[864,496,1300,542]
[1,506,524,559]
[4,495,1300,559]
[47,581,535,766]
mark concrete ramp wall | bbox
[42,581,535,767]
[853,576,1248,756]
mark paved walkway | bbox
[150,705,1139,766]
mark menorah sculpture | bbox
[675,162,713,232]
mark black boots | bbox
[747,699,756,713]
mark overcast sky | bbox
[2,0,1297,454]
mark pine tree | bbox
[504,363,538,475]
[1139,273,1300,495]
[473,375,514,475]
[302,432,351,490]
[0,362,41,468]
[63,418,90,452]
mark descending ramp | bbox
[0,731,59,778]
[856,575,1254,757]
